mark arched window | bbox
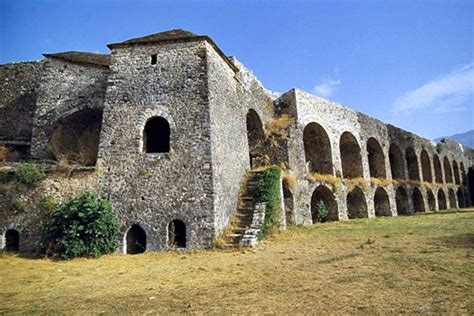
[5,229,20,252]
[168,220,186,248]
[246,109,265,168]
[144,117,170,153]
[126,224,146,254]
[374,187,391,216]
[367,138,386,179]
[346,187,368,219]
[340,132,363,179]
[311,185,338,222]
[304,123,333,174]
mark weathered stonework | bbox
[1,29,473,253]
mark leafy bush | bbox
[11,195,28,212]
[16,163,46,186]
[256,166,282,238]
[40,193,57,212]
[39,192,119,259]
[313,200,328,223]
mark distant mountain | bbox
[434,130,474,148]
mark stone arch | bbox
[246,109,266,168]
[405,147,420,181]
[311,185,338,222]
[389,144,405,180]
[4,229,20,252]
[420,150,432,182]
[143,116,170,153]
[448,189,456,209]
[125,224,147,254]
[303,122,333,174]
[49,108,103,166]
[443,157,453,183]
[437,189,447,210]
[168,219,186,248]
[367,137,386,179]
[340,132,363,179]
[395,186,409,215]
[452,161,460,185]
[412,187,425,213]
[346,187,368,219]
[283,182,295,225]
[427,190,436,211]
[374,187,391,216]
[457,189,465,208]
[433,154,443,183]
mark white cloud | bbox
[392,62,474,113]
[313,78,341,98]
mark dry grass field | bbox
[1,209,473,314]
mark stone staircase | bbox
[220,170,266,248]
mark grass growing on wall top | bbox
[255,166,281,238]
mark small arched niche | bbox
[126,224,147,254]
[168,219,186,248]
[144,116,170,153]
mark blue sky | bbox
[1,0,472,139]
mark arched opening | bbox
[453,161,460,185]
[374,187,391,216]
[311,185,338,222]
[412,187,425,213]
[427,190,436,211]
[5,229,20,252]
[396,187,409,215]
[168,219,186,248]
[433,154,443,184]
[420,150,432,182]
[49,109,103,166]
[144,116,170,153]
[438,190,447,210]
[303,123,333,174]
[126,224,146,254]
[340,132,363,179]
[448,189,456,209]
[406,147,420,181]
[460,162,467,185]
[246,109,265,168]
[367,138,386,179]
[389,144,405,180]
[443,157,453,183]
[346,187,368,219]
[469,167,474,206]
[283,182,295,225]
[457,189,465,208]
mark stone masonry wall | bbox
[97,41,215,251]
[31,58,109,158]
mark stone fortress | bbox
[1,29,473,253]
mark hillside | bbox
[1,210,473,314]
[435,130,474,148]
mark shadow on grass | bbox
[433,233,474,249]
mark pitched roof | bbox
[43,51,110,67]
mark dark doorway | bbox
[438,190,447,210]
[396,187,409,215]
[126,224,146,254]
[5,229,20,252]
[168,220,186,248]
[346,187,368,219]
[144,117,170,153]
[374,187,391,216]
[412,188,425,213]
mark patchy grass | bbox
[1,210,473,314]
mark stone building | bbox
[1,29,473,253]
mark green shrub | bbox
[335,170,342,178]
[16,163,46,186]
[40,193,57,212]
[11,195,28,212]
[39,192,119,259]
[256,166,282,238]
[313,200,328,223]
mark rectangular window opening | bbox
[151,54,157,65]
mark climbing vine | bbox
[256,166,282,238]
